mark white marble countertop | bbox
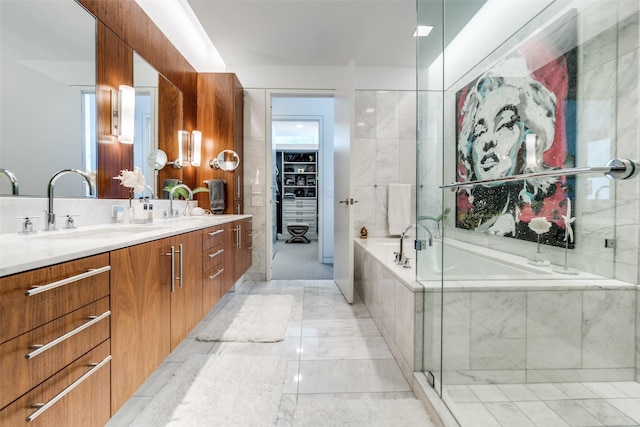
[0,214,251,277]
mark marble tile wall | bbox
[427,287,637,385]
[353,90,417,238]
[354,243,424,384]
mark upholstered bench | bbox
[286,223,310,243]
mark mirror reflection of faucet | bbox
[44,169,94,231]
[166,184,193,218]
[0,168,19,195]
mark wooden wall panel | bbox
[78,0,197,103]
[97,22,133,199]
[181,97,199,191]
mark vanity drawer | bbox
[0,297,110,410]
[203,242,225,273]
[203,262,224,312]
[0,340,111,427]
[202,225,225,251]
[0,253,110,344]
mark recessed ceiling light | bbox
[413,25,434,37]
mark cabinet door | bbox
[110,239,171,414]
[169,231,203,350]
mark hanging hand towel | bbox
[206,179,227,214]
[388,183,411,236]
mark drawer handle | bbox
[207,229,224,236]
[26,355,111,423]
[208,268,224,280]
[247,232,253,237]
[25,266,111,297]
[208,248,224,259]
[26,311,111,360]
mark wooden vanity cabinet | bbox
[169,231,203,351]
[110,237,171,414]
[202,224,226,311]
[110,230,202,414]
[0,254,111,427]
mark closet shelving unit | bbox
[279,151,318,238]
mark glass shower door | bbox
[417,1,640,426]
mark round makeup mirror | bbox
[147,149,168,170]
[210,149,240,171]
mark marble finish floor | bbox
[446,381,640,426]
[107,279,433,426]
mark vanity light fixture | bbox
[111,85,135,144]
[170,130,202,168]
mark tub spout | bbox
[397,224,433,264]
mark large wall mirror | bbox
[0,0,96,197]
[133,52,159,198]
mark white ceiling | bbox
[186,0,419,68]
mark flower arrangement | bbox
[113,167,146,194]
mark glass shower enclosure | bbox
[416,1,640,425]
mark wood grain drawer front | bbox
[203,243,225,273]
[0,340,111,427]
[0,297,110,410]
[0,253,110,344]
[203,262,223,312]
[203,226,225,251]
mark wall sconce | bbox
[111,85,135,144]
[170,130,202,169]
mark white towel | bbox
[388,183,411,236]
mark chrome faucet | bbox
[395,223,433,265]
[167,184,193,217]
[45,169,94,231]
[0,168,19,195]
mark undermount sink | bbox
[31,226,167,240]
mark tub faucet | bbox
[167,184,193,217]
[0,168,19,195]
[45,169,94,231]
[396,224,433,265]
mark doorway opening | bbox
[269,95,334,280]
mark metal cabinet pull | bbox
[236,176,241,197]
[25,311,111,360]
[208,268,224,280]
[176,243,183,287]
[208,248,224,259]
[237,225,241,249]
[207,229,224,236]
[26,355,111,422]
[166,246,175,293]
[25,266,111,296]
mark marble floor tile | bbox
[454,402,502,427]
[212,338,302,360]
[301,317,382,337]
[611,381,640,398]
[106,396,152,426]
[544,400,605,426]
[498,384,541,401]
[132,361,181,397]
[553,382,600,399]
[444,385,480,403]
[164,337,216,362]
[251,279,306,295]
[468,384,511,402]
[606,398,640,424]
[526,383,571,400]
[485,402,537,427]
[302,303,373,320]
[575,399,636,426]
[296,359,410,394]
[299,335,393,360]
[584,382,631,398]
[515,401,571,427]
